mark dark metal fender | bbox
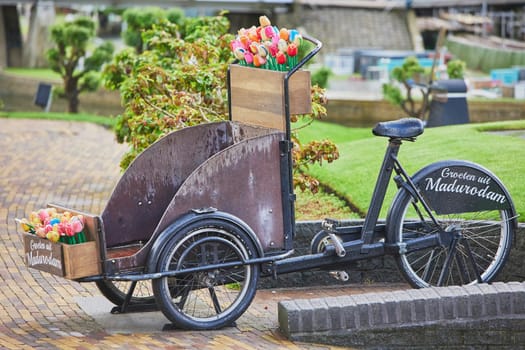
[145,209,265,274]
[386,159,518,232]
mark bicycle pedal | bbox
[321,218,340,232]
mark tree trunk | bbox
[64,77,80,113]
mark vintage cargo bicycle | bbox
[21,35,518,330]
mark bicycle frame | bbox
[272,136,434,276]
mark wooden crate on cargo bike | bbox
[22,205,102,280]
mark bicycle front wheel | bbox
[387,161,516,288]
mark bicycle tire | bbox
[152,218,259,330]
[95,279,155,306]
[387,160,516,288]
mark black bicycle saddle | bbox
[372,118,424,139]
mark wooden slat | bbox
[62,241,100,279]
[230,65,311,130]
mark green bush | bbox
[311,67,332,88]
[122,7,186,53]
[447,59,466,79]
[103,14,338,193]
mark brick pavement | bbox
[0,118,407,349]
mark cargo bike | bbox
[22,35,518,330]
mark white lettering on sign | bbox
[423,168,506,204]
[26,239,62,269]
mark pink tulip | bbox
[269,43,279,57]
[38,209,49,222]
[244,52,254,64]
[36,227,47,238]
[71,217,83,233]
[264,26,274,40]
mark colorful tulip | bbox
[253,54,267,67]
[35,226,47,238]
[234,47,246,60]
[257,44,268,58]
[287,43,298,57]
[239,35,250,49]
[46,229,60,243]
[249,41,259,54]
[244,52,254,64]
[71,216,84,233]
[250,27,260,41]
[230,18,304,72]
[20,208,88,244]
[259,15,271,27]
[264,26,275,40]
[268,43,279,57]
[38,209,49,223]
[288,29,299,43]
[277,38,288,53]
[276,51,286,65]
[279,28,289,41]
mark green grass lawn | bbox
[298,120,525,221]
[4,67,61,81]
[0,111,116,128]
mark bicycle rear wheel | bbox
[152,218,259,330]
[387,161,516,288]
[95,280,155,306]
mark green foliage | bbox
[104,16,232,166]
[311,67,332,88]
[447,59,466,79]
[122,7,186,53]
[381,83,404,106]
[382,56,430,119]
[47,16,114,113]
[391,56,425,82]
[166,8,185,27]
[103,14,338,193]
[382,56,466,119]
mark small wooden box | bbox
[23,235,100,279]
[229,65,312,131]
[22,206,102,280]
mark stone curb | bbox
[278,282,525,348]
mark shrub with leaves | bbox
[47,16,114,113]
[382,56,467,120]
[103,14,338,193]
[447,59,466,79]
[382,56,429,119]
[122,7,185,53]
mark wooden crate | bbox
[229,65,311,131]
[22,206,102,280]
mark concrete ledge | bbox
[278,282,525,348]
